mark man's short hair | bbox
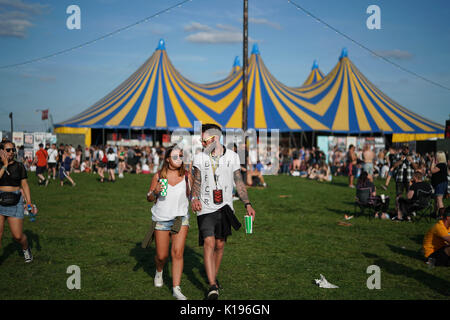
[443,207,450,219]
[39,143,43,148]
[202,123,222,136]
[413,171,423,181]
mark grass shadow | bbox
[0,242,21,265]
[410,235,424,246]
[24,230,41,251]
[386,244,424,262]
[129,242,206,294]
[362,253,450,297]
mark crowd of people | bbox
[1,134,448,300]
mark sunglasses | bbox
[5,148,16,153]
[171,155,183,161]
[200,135,215,144]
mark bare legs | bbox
[154,226,189,287]
[203,236,225,286]
[0,215,29,250]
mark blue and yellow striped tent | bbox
[302,60,325,86]
[56,40,444,136]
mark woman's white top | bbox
[151,178,189,221]
[107,153,117,162]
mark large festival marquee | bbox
[55,39,444,143]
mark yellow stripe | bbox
[260,63,329,130]
[106,56,156,126]
[350,66,392,132]
[78,54,158,125]
[332,64,349,131]
[130,57,160,127]
[253,59,267,129]
[350,64,414,132]
[348,69,371,131]
[225,99,242,128]
[155,68,167,128]
[71,55,155,123]
[161,56,192,128]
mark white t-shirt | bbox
[48,148,58,163]
[107,153,117,162]
[193,147,241,216]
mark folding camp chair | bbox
[354,187,376,219]
[410,189,434,222]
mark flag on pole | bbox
[42,109,49,120]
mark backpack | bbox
[102,153,107,163]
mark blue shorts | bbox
[434,181,448,196]
[154,214,190,231]
[0,190,24,219]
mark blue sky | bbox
[0,0,449,132]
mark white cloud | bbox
[248,18,281,30]
[184,21,212,32]
[184,22,258,44]
[372,49,413,60]
[0,0,48,38]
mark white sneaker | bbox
[154,270,163,287]
[23,247,33,263]
[119,173,124,178]
[172,286,187,300]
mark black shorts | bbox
[36,166,46,175]
[48,162,57,169]
[107,161,116,170]
[197,210,230,246]
[428,246,450,267]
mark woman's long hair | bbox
[159,145,185,179]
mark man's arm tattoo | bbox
[233,170,249,203]
[192,167,202,198]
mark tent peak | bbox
[233,56,241,68]
[156,38,166,51]
[339,47,348,59]
[251,43,260,55]
[312,59,319,70]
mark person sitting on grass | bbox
[307,163,320,180]
[392,171,432,221]
[422,206,450,267]
[317,163,332,182]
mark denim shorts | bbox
[0,190,24,219]
[434,181,448,196]
[154,214,190,231]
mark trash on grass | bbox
[315,274,339,289]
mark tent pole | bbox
[102,128,105,146]
[312,131,315,148]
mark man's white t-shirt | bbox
[48,148,58,163]
[193,147,241,216]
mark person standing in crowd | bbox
[381,147,397,190]
[47,143,58,181]
[34,143,49,186]
[96,146,106,183]
[191,123,256,300]
[347,144,357,188]
[362,144,375,182]
[143,146,192,300]
[0,140,37,263]
[106,148,117,182]
[59,147,76,187]
[392,145,417,197]
[431,151,448,217]
[423,206,450,267]
[118,146,126,178]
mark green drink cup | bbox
[244,215,253,234]
[159,179,168,196]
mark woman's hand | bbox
[0,150,8,166]
[155,180,163,193]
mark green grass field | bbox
[1,172,449,300]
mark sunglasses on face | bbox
[201,135,215,144]
[171,154,183,161]
[5,148,16,153]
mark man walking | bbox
[34,143,48,186]
[191,123,256,300]
[47,143,58,180]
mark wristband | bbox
[1,165,7,170]
[192,196,200,201]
